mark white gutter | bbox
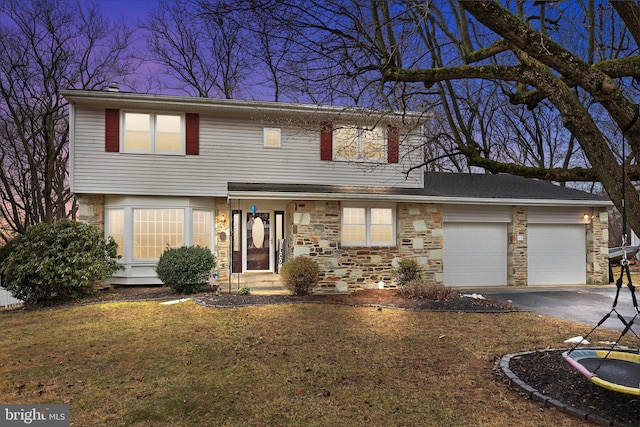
[226,190,612,207]
[60,90,427,121]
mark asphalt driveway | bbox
[477,285,640,334]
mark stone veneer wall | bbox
[289,200,444,292]
[508,207,528,287]
[76,194,104,229]
[587,207,609,284]
[214,199,230,282]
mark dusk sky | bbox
[99,0,157,24]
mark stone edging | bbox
[499,348,632,427]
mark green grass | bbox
[0,300,626,426]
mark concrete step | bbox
[223,273,289,295]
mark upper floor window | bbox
[341,204,395,246]
[335,126,385,161]
[264,128,281,148]
[123,112,184,154]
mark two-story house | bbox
[62,88,612,291]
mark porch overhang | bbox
[227,180,613,208]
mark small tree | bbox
[0,220,121,306]
[156,246,216,294]
[279,256,320,296]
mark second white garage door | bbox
[443,222,507,287]
[528,224,586,285]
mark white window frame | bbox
[121,111,185,155]
[341,203,396,247]
[334,125,386,162]
[105,208,125,258]
[104,199,215,265]
[263,128,281,148]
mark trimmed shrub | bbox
[156,246,216,294]
[0,220,121,306]
[279,256,320,296]
[238,285,251,295]
[393,258,421,286]
[398,279,457,301]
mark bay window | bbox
[133,209,184,259]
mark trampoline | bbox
[563,349,640,396]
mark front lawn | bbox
[0,301,621,426]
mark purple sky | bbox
[98,0,157,24]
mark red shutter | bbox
[320,122,333,160]
[387,125,399,163]
[105,109,120,152]
[185,113,199,155]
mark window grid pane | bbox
[343,207,365,225]
[156,114,182,152]
[335,126,385,160]
[133,209,184,259]
[342,206,394,246]
[264,128,281,147]
[124,113,151,151]
[361,127,385,160]
[108,209,125,257]
[193,210,212,249]
[335,127,359,159]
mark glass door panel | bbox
[246,212,270,271]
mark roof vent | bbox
[107,82,119,92]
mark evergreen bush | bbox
[0,220,121,306]
[279,256,320,296]
[393,258,421,286]
[156,246,216,294]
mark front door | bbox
[246,212,270,271]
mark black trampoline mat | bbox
[579,357,640,389]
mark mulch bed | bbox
[505,349,640,426]
[9,286,640,425]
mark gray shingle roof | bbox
[422,172,607,201]
[228,172,610,204]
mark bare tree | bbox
[380,1,640,233]
[0,0,138,242]
[227,1,640,237]
[141,0,249,99]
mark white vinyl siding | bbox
[71,108,423,197]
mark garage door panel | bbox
[443,223,507,287]
[528,224,585,285]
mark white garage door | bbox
[443,223,507,287]
[528,224,586,285]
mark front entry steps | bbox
[227,273,289,295]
